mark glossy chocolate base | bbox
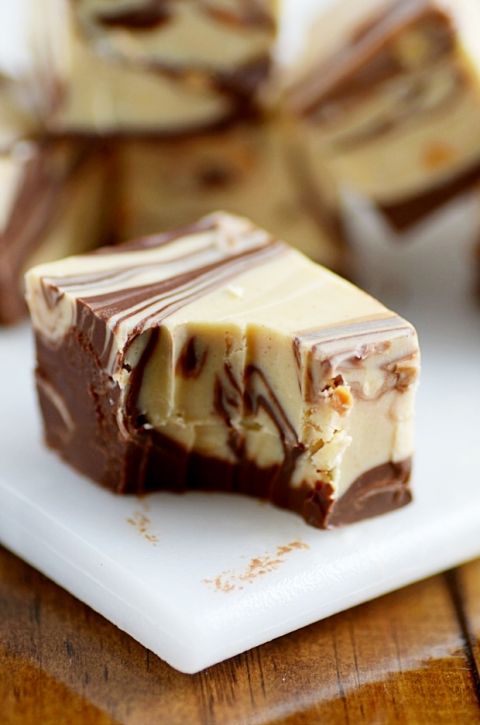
[35,329,412,529]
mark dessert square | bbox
[26,212,420,528]
[25,0,277,133]
[289,0,480,228]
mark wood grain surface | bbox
[1,545,479,725]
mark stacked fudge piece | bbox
[288,0,480,234]
[27,0,277,133]
[0,77,116,323]
[0,0,344,324]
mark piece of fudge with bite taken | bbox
[25,212,420,528]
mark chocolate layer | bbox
[43,55,270,137]
[35,327,412,529]
[377,157,480,231]
[95,1,171,30]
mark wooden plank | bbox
[452,560,480,685]
[0,545,479,725]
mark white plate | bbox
[1,191,480,673]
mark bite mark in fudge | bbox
[288,0,480,216]
[26,212,420,528]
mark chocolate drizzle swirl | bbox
[177,337,208,379]
[201,0,276,32]
[96,1,171,30]
[76,239,286,345]
[93,0,275,33]
[290,0,455,122]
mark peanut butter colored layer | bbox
[26,0,277,133]
[116,118,343,270]
[288,0,480,211]
[25,212,420,528]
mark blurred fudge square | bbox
[115,117,345,271]
[26,0,278,133]
[288,0,480,230]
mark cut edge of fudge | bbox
[25,212,420,529]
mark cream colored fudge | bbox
[26,212,420,528]
[0,136,114,324]
[26,0,277,133]
[0,75,35,148]
[116,117,343,269]
[288,0,480,226]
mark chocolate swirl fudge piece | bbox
[116,117,344,271]
[0,137,115,325]
[25,212,420,528]
[26,0,277,133]
[288,0,480,229]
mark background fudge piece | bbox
[26,0,277,133]
[0,73,36,148]
[0,136,115,325]
[288,0,480,231]
[115,116,344,271]
[26,212,420,529]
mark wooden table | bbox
[2,545,480,724]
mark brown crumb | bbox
[126,511,158,545]
[276,540,309,556]
[203,540,310,593]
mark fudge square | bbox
[25,0,277,133]
[25,213,420,529]
[288,0,480,228]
